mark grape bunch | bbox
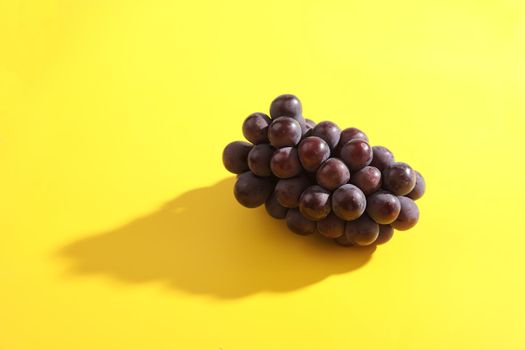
[222,94,425,247]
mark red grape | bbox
[242,112,271,144]
[316,158,350,191]
[270,147,302,178]
[222,141,252,174]
[299,185,331,221]
[391,196,419,230]
[331,184,366,221]
[383,162,416,195]
[234,171,274,208]
[340,139,373,171]
[366,191,401,224]
[298,136,330,172]
[350,166,381,196]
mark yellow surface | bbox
[1,0,525,349]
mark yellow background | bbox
[1,0,525,349]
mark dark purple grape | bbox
[391,196,419,230]
[270,147,302,178]
[274,175,312,208]
[340,139,373,171]
[242,112,271,144]
[317,212,345,238]
[334,233,354,247]
[222,141,252,174]
[331,184,366,221]
[247,144,274,177]
[298,136,330,172]
[407,171,426,200]
[311,121,341,150]
[370,146,394,171]
[344,214,379,246]
[298,185,331,221]
[366,191,401,224]
[335,127,369,156]
[316,158,350,191]
[286,208,317,235]
[268,117,302,148]
[350,166,381,196]
[375,225,394,245]
[269,94,303,120]
[305,118,316,129]
[265,192,288,219]
[382,162,416,195]
[233,171,274,208]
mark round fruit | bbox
[270,147,302,178]
[350,166,381,196]
[366,191,401,224]
[247,144,274,177]
[242,112,271,144]
[234,171,274,208]
[286,208,317,235]
[299,185,331,221]
[340,139,373,171]
[383,162,417,195]
[391,196,419,230]
[316,158,350,191]
[331,184,366,221]
[268,117,302,148]
[222,141,252,174]
[344,214,379,246]
[317,212,345,238]
[407,171,426,200]
[298,136,330,172]
[370,146,394,171]
[265,192,288,219]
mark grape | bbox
[274,175,311,208]
[366,191,401,224]
[269,94,303,120]
[331,184,366,221]
[242,112,271,144]
[350,166,381,196]
[265,192,288,219]
[234,171,274,208]
[305,118,316,129]
[370,146,394,171]
[339,127,369,145]
[316,158,350,191]
[375,225,394,245]
[247,144,274,177]
[391,196,419,230]
[382,162,416,195]
[334,233,354,247]
[340,139,373,171]
[286,208,317,235]
[222,141,252,174]
[268,117,302,148]
[317,212,345,238]
[407,171,426,200]
[335,127,369,157]
[344,214,379,246]
[270,147,302,178]
[298,185,331,221]
[311,121,341,150]
[298,136,330,172]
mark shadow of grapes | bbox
[58,177,375,298]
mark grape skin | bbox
[247,144,274,177]
[268,117,302,148]
[407,171,426,200]
[340,139,373,171]
[242,112,271,144]
[366,191,401,224]
[350,166,381,196]
[391,196,419,230]
[234,171,274,208]
[370,146,394,171]
[274,175,312,208]
[375,225,394,245]
[317,212,345,238]
[298,136,331,172]
[270,147,302,178]
[311,121,341,150]
[286,208,317,235]
[344,214,379,246]
[382,162,417,196]
[222,141,252,174]
[331,184,366,221]
[265,192,288,219]
[316,158,350,191]
[299,185,331,221]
